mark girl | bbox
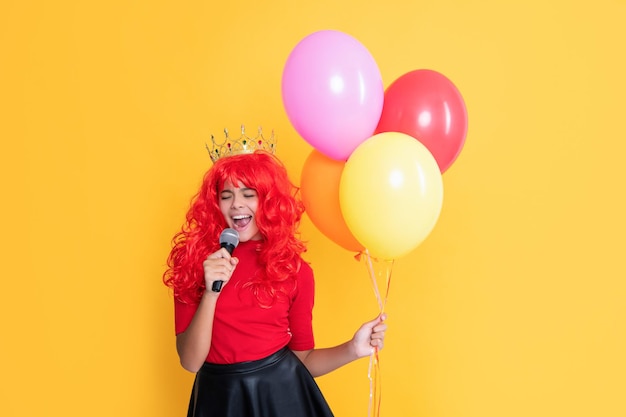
[163,150,387,416]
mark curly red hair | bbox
[163,150,306,305]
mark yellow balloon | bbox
[339,132,444,260]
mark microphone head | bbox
[219,228,240,249]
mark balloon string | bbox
[367,346,381,417]
[364,249,393,417]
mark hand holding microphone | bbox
[208,228,239,292]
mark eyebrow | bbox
[220,187,256,194]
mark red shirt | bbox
[174,240,315,364]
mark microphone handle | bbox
[220,242,236,255]
[212,242,236,292]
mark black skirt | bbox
[187,347,334,417]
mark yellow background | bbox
[1,0,625,416]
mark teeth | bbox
[233,215,250,220]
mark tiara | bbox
[206,125,277,162]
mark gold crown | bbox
[206,125,277,162]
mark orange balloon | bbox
[300,150,364,252]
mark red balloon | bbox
[375,69,468,173]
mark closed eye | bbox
[241,187,257,198]
[220,191,233,200]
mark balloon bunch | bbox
[283,30,468,260]
[283,30,467,416]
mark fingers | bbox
[203,249,238,291]
[369,314,387,351]
[372,320,388,333]
[366,313,387,327]
[206,247,234,260]
[362,314,387,334]
[203,257,235,275]
[370,338,384,350]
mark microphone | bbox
[211,228,240,292]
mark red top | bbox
[174,240,315,364]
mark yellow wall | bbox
[2,0,625,416]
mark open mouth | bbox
[232,214,252,228]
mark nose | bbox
[231,192,244,208]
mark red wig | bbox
[163,151,306,304]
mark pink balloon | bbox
[282,30,384,161]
